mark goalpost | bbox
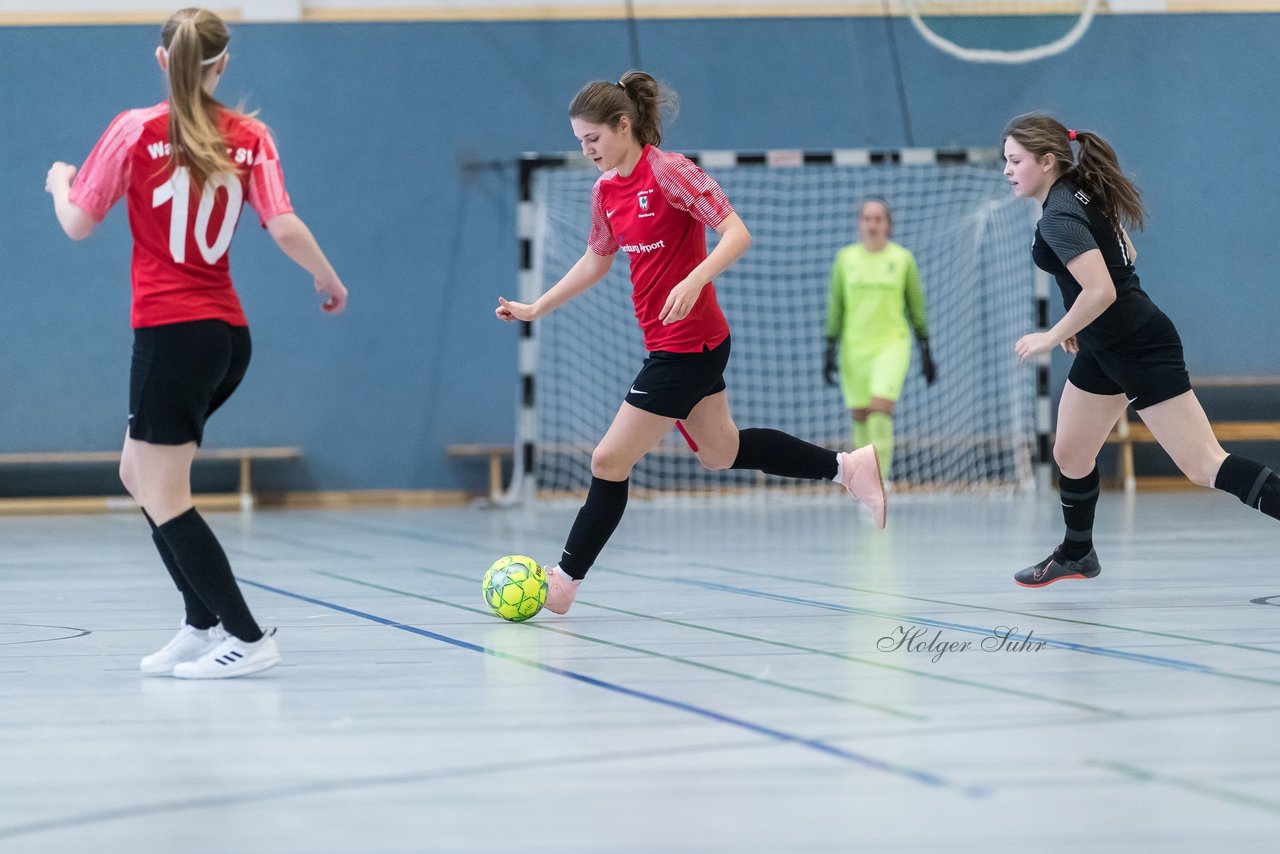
[507,148,1049,503]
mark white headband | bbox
[161,46,228,66]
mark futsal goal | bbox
[507,148,1046,503]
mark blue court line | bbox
[240,577,980,795]
[674,578,1219,674]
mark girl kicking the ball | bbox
[45,7,348,676]
[495,71,885,615]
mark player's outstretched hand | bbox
[46,162,78,194]
[316,272,348,314]
[496,296,538,322]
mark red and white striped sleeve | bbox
[68,110,146,222]
[587,178,618,256]
[651,150,733,230]
[246,122,294,226]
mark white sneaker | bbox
[140,624,227,675]
[840,446,887,529]
[172,628,281,679]
[544,565,580,615]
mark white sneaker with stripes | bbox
[141,624,227,675]
[172,627,280,679]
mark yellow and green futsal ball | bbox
[482,555,548,622]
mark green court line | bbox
[831,703,1280,746]
[406,518,1271,661]
[585,600,1119,717]
[665,560,1280,656]
[316,570,923,721]
[1088,760,1280,816]
[0,736,795,841]
[603,564,1280,689]
[407,566,1120,718]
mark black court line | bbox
[324,570,924,720]
[1088,760,1280,816]
[407,565,1122,718]
[300,516,489,550]
[0,738,831,841]
[0,624,91,646]
[668,576,1275,678]
[316,511,1279,678]
[601,565,1280,686]
[682,558,1280,657]
[835,703,1280,749]
[240,577,980,795]
[251,532,374,560]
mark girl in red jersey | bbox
[45,8,347,678]
[496,71,886,615]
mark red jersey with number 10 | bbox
[588,145,734,353]
[68,101,294,329]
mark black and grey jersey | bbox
[1032,177,1157,349]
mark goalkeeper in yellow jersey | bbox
[824,199,936,479]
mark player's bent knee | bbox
[1179,459,1217,489]
[1052,444,1094,477]
[118,460,139,500]
[695,449,735,471]
[143,496,192,527]
[590,450,632,481]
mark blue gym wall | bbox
[2,13,1277,494]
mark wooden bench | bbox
[446,444,513,502]
[1105,415,1280,493]
[0,446,301,513]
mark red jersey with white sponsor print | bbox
[588,145,733,353]
[69,102,294,328]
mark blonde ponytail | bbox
[162,8,234,189]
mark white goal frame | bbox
[505,148,1052,504]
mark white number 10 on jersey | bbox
[152,167,242,264]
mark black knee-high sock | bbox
[559,477,629,580]
[730,428,838,480]
[1214,455,1280,520]
[157,508,263,642]
[1057,466,1100,561]
[142,510,217,631]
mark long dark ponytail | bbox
[1003,113,1146,231]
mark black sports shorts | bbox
[1068,310,1191,410]
[624,335,731,419]
[129,320,252,445]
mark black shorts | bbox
[129,320,252,445]
[624,336,731,419]
[1068,310,1191,410]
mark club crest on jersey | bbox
[638,195,649,211]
